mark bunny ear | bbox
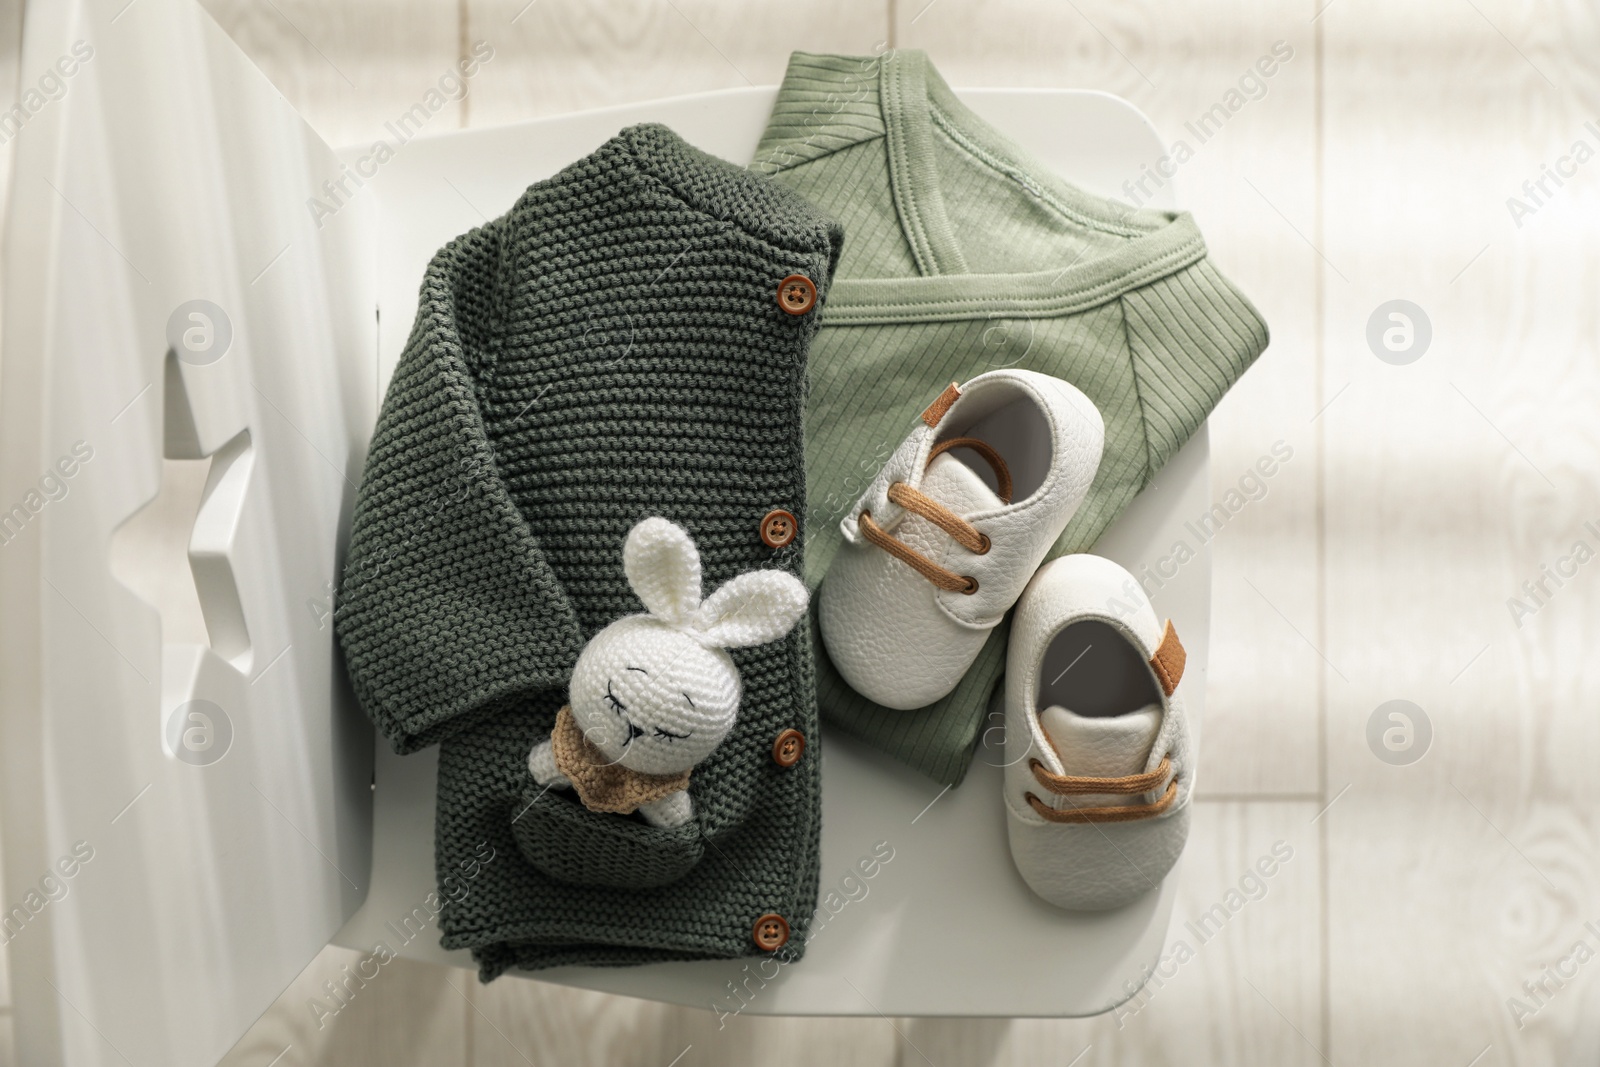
[692,570,809,649]
[623,518,702,625]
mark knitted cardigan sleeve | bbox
[335,223,586,754]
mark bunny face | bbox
[556,516,809,781]
[568,616,740,776]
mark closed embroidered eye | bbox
[604,681,627,715]
[652,726,691,741]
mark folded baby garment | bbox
[336,123,842,976]
[751,51,1270,786]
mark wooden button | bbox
[777,274,817,316]
[760,509,797,549]
[752,912,790,952]
[772,729,805,768]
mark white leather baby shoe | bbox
[1004,554,1194,910]
[819,370,1104,710]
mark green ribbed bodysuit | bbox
[752,51,1270,785]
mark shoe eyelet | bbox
[976,532,991,554]
[960,575,979,595]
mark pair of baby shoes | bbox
[819,370,1193,911]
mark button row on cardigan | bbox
[777,274,817,316]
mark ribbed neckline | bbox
[769,51,1210,324]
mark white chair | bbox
[0,1,1209,1062]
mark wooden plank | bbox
[0,0,30,1031]
[198,0,462,147]
[461,0,888,129]
[465,980,896,1067]
[1320,0,1600,1063]
[898,0,1323,795]
[218,947,467,1066]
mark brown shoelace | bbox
[858,437,1012,595]
[1023,756,1178,823]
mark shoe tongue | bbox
[1039,704,1162,778]
[921,451,1003,516]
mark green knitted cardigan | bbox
[335,124,842,977]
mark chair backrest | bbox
[0,1,375,1063]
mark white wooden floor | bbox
[5,0,1599,1063]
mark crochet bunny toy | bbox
[527,517,809,828]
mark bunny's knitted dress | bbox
[335,124,842,977]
